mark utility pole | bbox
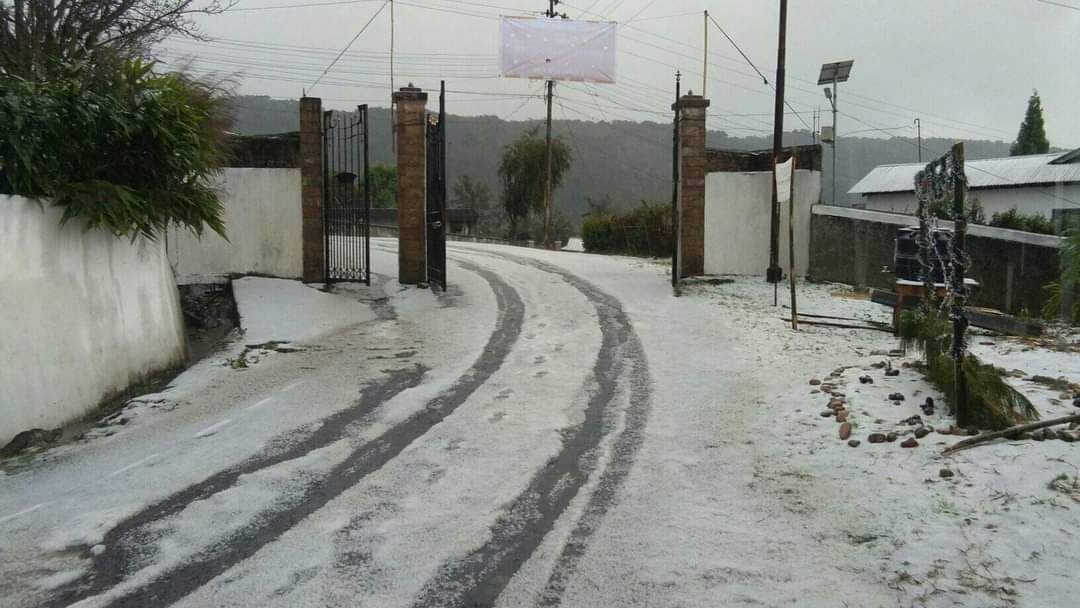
[541,0,558,247]
[914,118,922,162]
[703,10,709,97]
[767,0,788,287]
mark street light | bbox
[818,60,854,205]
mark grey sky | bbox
[166,0,1080,148]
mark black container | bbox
[894,226,952,283]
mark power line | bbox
[706,12,769,86]
[309,0,390,93]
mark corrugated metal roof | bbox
[850,149,1080,195]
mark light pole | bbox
[818,60,853,204]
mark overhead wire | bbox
[308,0,390,92]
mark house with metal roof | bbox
[848,148,1080,221]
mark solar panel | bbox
[818,60,854,85]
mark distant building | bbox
[848,148,1080,219]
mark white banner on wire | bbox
[499,17,617,83]
[775,157,794,203]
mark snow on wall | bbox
[0,195,186,444]
[861,183,1080,219]
[166,168,302,283]
[704,170,821,276]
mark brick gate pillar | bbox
[673,94,710,277]
[394,85,429,285]
[299,97,324,283]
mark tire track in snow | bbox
[413,247,652,608]
[49,261,523,608]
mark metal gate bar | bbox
[322,105,371,284]
[426,82,447,290]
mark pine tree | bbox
[1010,90,1050,156]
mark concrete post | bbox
[299,97,324,283]
[394,85,428,285]
[673,94,710,277]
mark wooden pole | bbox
[767,0,788,287]
[943,413,1080,454]
[951,142,970,426]
[542,0,556,247]
[789,149,798,330]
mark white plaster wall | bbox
[167,168,302,283]
[862,184,1080,219]
[0,196,186,445]
[704,170,821,276]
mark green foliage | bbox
[925,195,985,225]
[362,164,397,209]
[1041,283,1080,324]
[1010,90,1050,156]
[988,208,1056,235]
[510,208,573,245]
[582,202,672,257]
[0,60,231,240]
[898,309,1038,430]
[498,129,572,235]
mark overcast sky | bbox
[164,0,1080,149]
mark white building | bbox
[848,148,1080,220]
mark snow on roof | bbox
[849,149,1080,195]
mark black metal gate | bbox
[322,105,371,284]
[426,83,447,290]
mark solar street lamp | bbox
[819,60,854,204]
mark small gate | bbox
[426,83,447,290]
[322,105,371,284]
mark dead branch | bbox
[943,414,1080,454]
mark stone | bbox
[914,427,931,439]
[810,389,821,395]
[820,410,835,418]
[809,379,822,386]
[901,437,919,448]
[1033,428,1048,441]
[829,398,845,409]
[939,468,955,478]
[91,544,106,556]
[835,410,849,423]
[966,428,979,436]
[888,393,905,401]
[870,361,887,369]
[1,428,63,457]
[848,439,861,448]
[859,375,874,384]
[1060,430,1079,443]
[901,415,923,426]
[868,433,887,444]
[839,422,852,440]
[886,432,899,442]
[1073,396,1080,408]
[885,369,900,377]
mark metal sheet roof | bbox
[849,149,1080,195]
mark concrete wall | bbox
[166,168,303,283]
[704,170,821,276]
[1,196,186,444]
[809,205,1062,314]
[862,184,1080,219]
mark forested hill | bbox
[232,95,1012,222]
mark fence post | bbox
[299,97,324,283]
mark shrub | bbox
[899,308,1038,430]
[582,202,672,257]
[988,208,1056,235]
[0,60,231,240]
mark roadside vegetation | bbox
[581,199,673,257]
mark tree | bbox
[1009,90,1050,156]
[451,174,492,212]
[0,59,231,239]
[361,164,396,209]
[0,0,230,77]
[497,129,571,237]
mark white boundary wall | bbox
[704,170,821,276]
[167,168,302,283]
[1,196,186,444]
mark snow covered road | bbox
[3,240,1076,608]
